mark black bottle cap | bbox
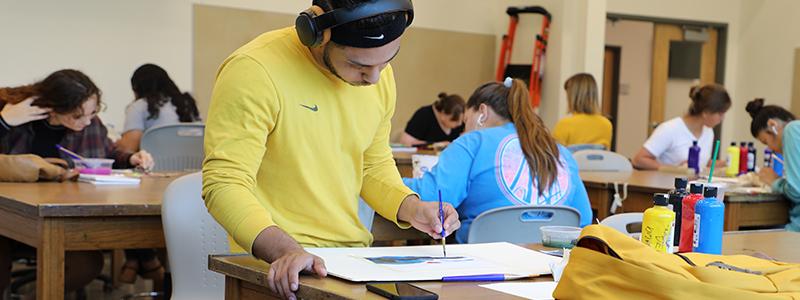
[690,183,704,194]
[704,186,718,198]
[653,193,669,206]
[674,177,688,189]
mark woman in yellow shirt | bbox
[552,73,613,149]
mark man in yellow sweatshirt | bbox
[202,1,460,299]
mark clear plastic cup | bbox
[76,158,114,175]
[540,226,582,249]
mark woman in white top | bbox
[633,84,731,170]
[116,64,200,153]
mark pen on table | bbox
[441,273,537,282]
[438,190,446,258]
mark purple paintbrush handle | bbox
[441,274,505,282]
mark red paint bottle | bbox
[738,142,748,175]
[679,183,704,252]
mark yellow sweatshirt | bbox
[552,113,613,149]
[202,27,414,253]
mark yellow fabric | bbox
[552,113,613,149]
[553,225,800,299]
[202,26,415,254]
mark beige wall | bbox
[605,19,654,158]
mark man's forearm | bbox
[397,194,420,223]
[252,225,305,262]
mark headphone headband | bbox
[296,0,414,47]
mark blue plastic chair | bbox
[141,123,205,172]
[566,143,605,153]
[467,205,581,244]
[572,149,633,172]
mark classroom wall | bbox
[605,19,654,158]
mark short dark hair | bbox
[433,92,465,121]
[688,84,731,116]
[746,98,796,137]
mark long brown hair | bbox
[0,69,102,114]
[564,73,598,114]
[467,79,561,195]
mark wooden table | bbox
[393,151,413,179]
[0,175,179,299]
[210,230,800,299]
[580,170,790,231]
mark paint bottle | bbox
[764,148,773,168]
[668,178,688,247]
[693,186,725,254]
[688,141,701,175]
[774,153,785,177]
[738,142,748,175]
[640,193,676,253]
[678,183,704,253]
[747,142,757,172]
[725,142,739,177]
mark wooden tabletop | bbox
[210,230,800,299]
[0,174,180,218]
[579,170,784,203]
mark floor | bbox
[4,254,158,300]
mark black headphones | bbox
[295,0,414,47]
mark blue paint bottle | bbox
[693,186,725,254]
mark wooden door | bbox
[603,46,621,151]
[649,24,718,134]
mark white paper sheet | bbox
[78,174,141,185]
[480,282,557,300]
[305,242,562,282]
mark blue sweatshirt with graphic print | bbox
[403,123,592,243]
[773,121,800,231]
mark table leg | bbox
[226,276,241,300]
[112,249,125,288]
[724,202,741,231]
[37,219,65,299]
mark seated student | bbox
[398,92,465,146]
[633,84,731,170]
[553,73,613,149]
[403,78,592,243]
[0,69,153,294]
[116,63,201,153]
[746,98,799,231]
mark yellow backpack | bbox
[553,225,800,299]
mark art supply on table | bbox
[725,142,739,177]
[688,140,701,175]
[640,193,675,253]
[773,153,785,176]
[438,190,446,257]
[442,273,535,282]
[679,183,705,252]
[747,142,757,172]
[707,140,721,182]
[78,173,141,185]
[764,148,773,168]
[540,226,581,249]
[55,144,86,161]
[693,186,725,254]
[739,142,748,175]
[668,178,688,247]
[305,242,561,282]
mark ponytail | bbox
[0,85,38,105]
[506,79,561,196]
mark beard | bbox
[323,44,370,87]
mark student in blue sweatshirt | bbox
[403,78,592,243]
[746,98,800,231]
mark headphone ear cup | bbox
[295,10,322,47]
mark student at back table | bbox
[553,73,613,150]
[746,98,800,232]
[633,84,731,171]
[398,92,465,146]
[0,69,153,295]
[116,63,201,153]
[403,78,592,243]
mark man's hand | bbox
[252,226,327,300]
[267,249,327,300]
[398,195,460,238]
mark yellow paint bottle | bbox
[640,193,676,253]
[725,142,740,177]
